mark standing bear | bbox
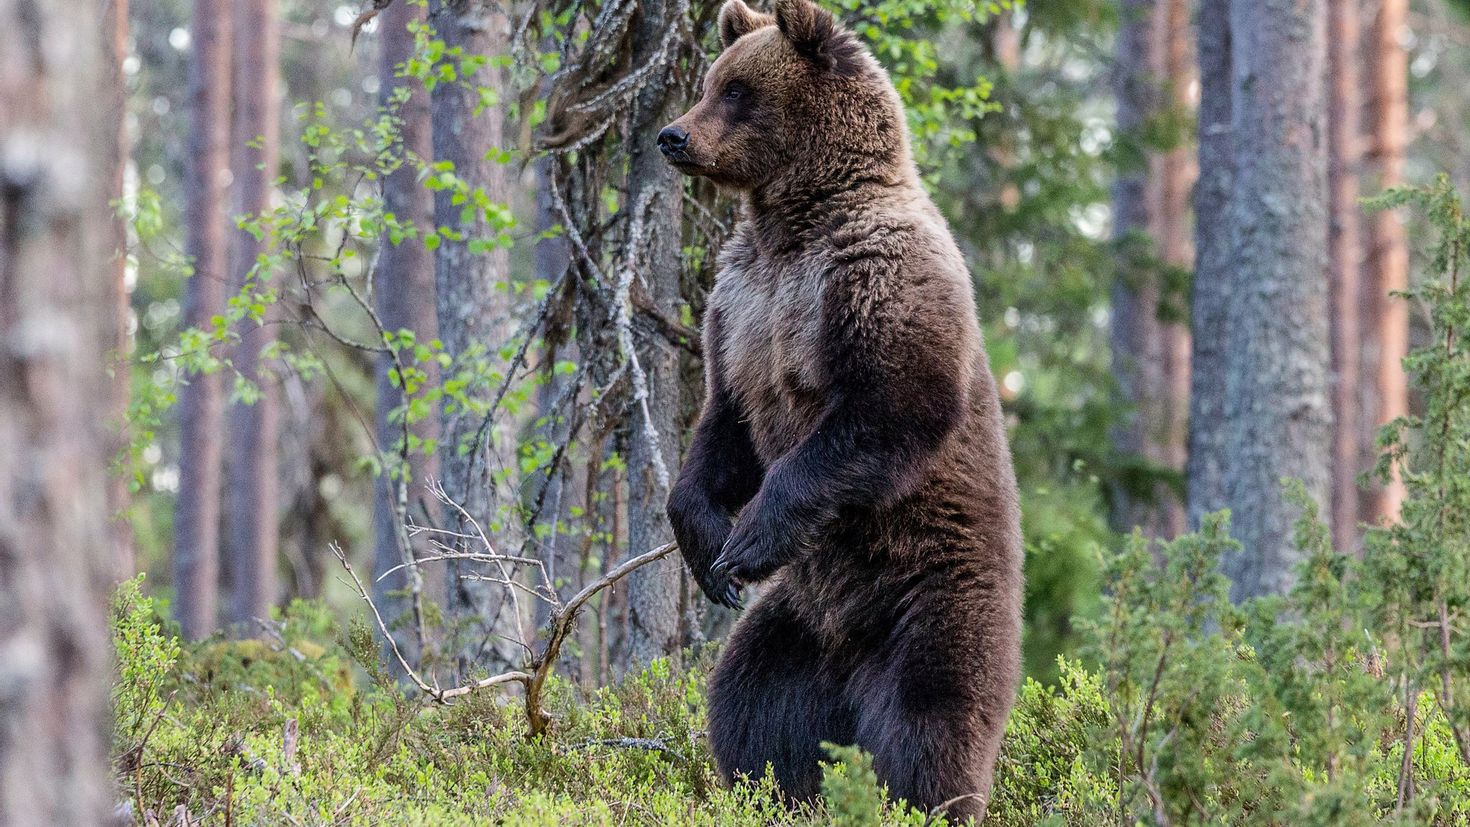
[660,0,1023,820]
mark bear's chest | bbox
[711,251,828,463]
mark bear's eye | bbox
[722,82,749,103]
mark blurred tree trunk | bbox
[223,0,281,630]
[1186,0,1233,527]
[173,0,233,639]
[1109,0,1193,539]
[1361,0,1409,526]
[623,0,688,668]
[107,0,136,578]
[428,0,523,672]
[1219,0,1331,600]
[1327,0,1363,552]
[0,0,119,820]
[373,0,443,666]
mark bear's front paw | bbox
[711,506,797,589]
[667,488,744,609]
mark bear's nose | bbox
[657,125,689,154]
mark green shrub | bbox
[109,178,1470,825]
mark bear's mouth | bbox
[660,150,705,174]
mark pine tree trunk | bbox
[1327,0,1363,552]
[1220,0,1332,600]
[428,0,523,672]
[373,0,443,665]
[223,0,281,630]
[1110,0,1193,539]
[0,0,119,820]
[173,0,233,639]
[623,0,689,668]
[1362,0,1409,526]
[1186,0,1233,527]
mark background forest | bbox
[8,0,1470,823]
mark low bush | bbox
[111,178,1470,825]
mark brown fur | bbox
[661,1,1022,819]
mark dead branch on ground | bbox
[333,480,676,737]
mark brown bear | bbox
[659,0,1023,820]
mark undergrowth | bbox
[110,179,1470,825]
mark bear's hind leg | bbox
[852,606,1013,823]
[707,592,850,803]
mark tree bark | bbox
[1109,0,1193,539]
[428,0,522,672]
[173,0,233,639]
[1361,0,1409,526]
[1326,0,1363,552]
[223,0,281,630]
[373,0,443,665]
[1186,0,1233,527]
[0,0,119,820]
[529,154,574,630]
[624,0,688,668]
[1220,0,1331,600]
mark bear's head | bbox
[658,0,908,192]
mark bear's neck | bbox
[744,147,918,253]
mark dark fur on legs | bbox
[709,561,1009,821]
[707,589,853,801]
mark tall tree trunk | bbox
[1220,0,1331,600]
[623,0,688,668]
[428,0,522,672]
[107,0,136,579]
[0,0,119,820]
[173,0,233,639]
[1362,0,1409,526]
[1327,0,1363,552]
[1186,0,1233,527]
[223,0,281,630]
[530,154,573,629]
[373,0,443,666]
[1110,0,1193,539]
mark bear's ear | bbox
[773,0,858,74]
[718,0,770,49]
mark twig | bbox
[335,502,677,731]
[569,737,689,763]
[329,542,439,697]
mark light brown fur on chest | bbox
[711,239,830,463]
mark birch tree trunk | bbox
[428,0,523,672]
[1186,0,1233,527]
[1220,0,1331,600]
[1326,0,1363,552]
[623,0,689,668]
[173,0,233,639]
[0,0,119,820]
[1110,0,1193,539]
[1361,0,1410,526]
[223,0,281,629]
[373,0,443,665]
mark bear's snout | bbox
[657,125,690,156]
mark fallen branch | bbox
[334,530,677,735]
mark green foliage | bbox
[988,659,1114,824]
[110,597,923,825]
